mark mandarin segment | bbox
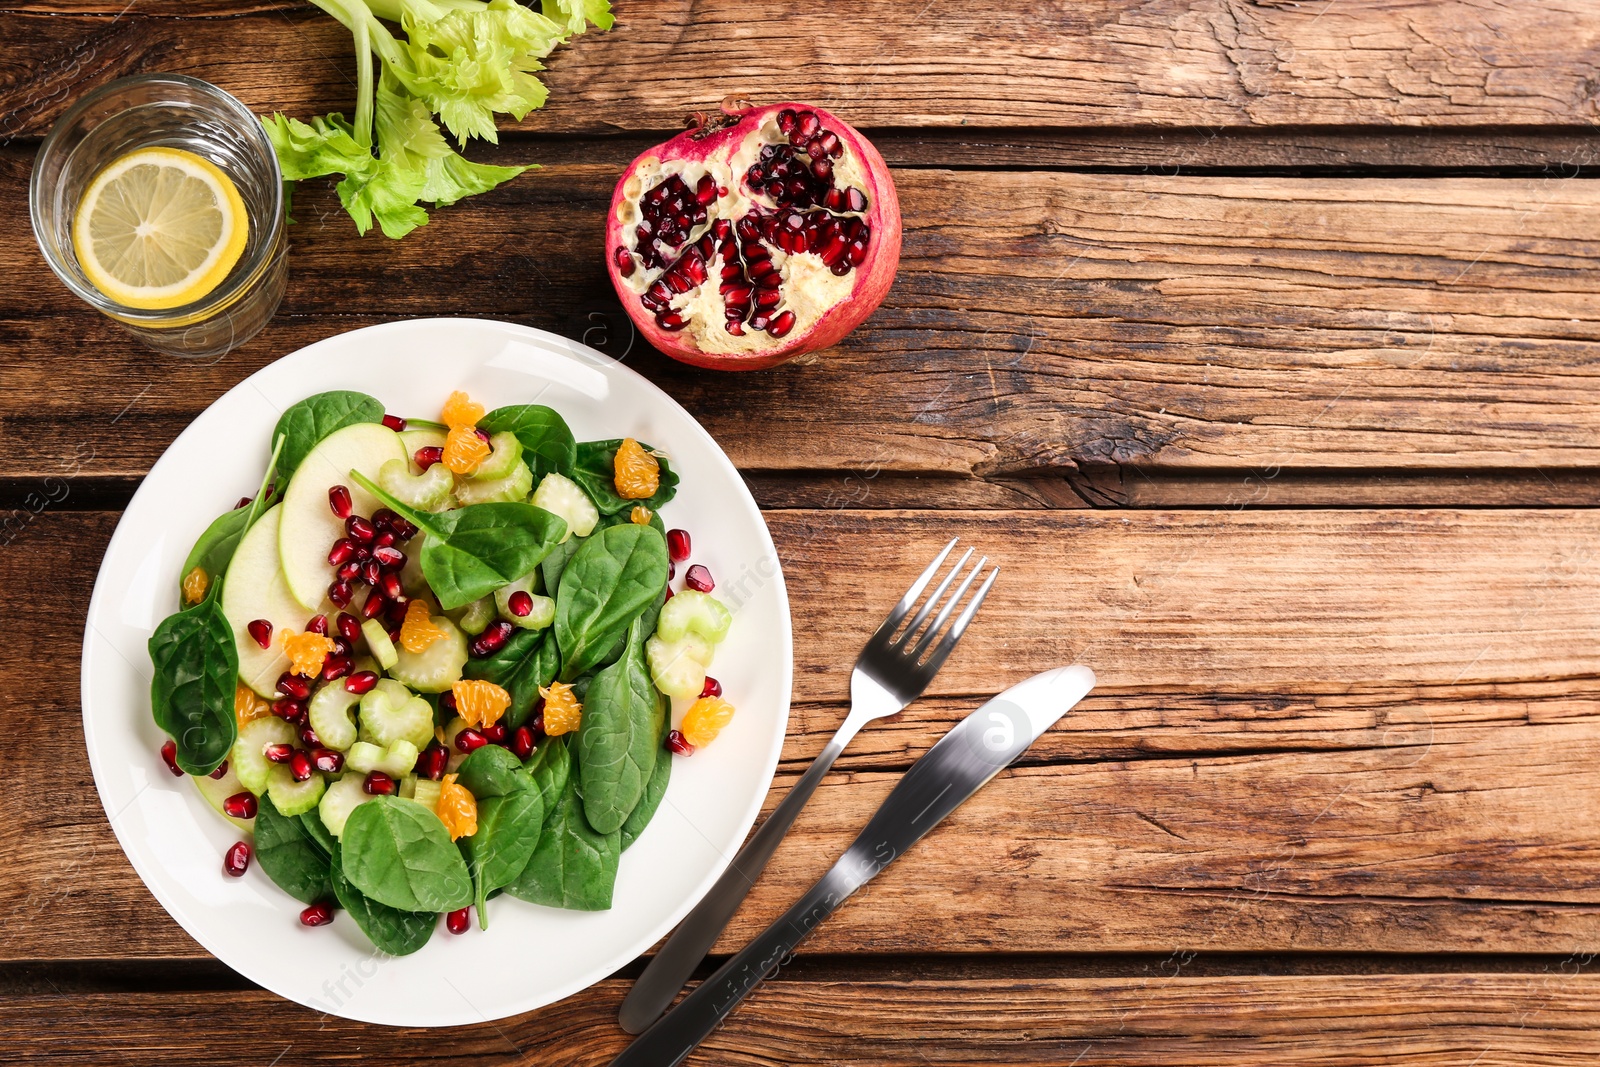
[400,599,445,653]
[539,681,583,736]
[681,696,736,748]
[182,566,209,605]
[630,504,653,525]
[234,682,272,728]
[443,425,492,474]
[613,438,661,499]
[281,630,336,678]
[440,390,485,430]
[436,773,478,840]
[452,679,511,729]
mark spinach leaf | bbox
[148,594,238,776]
[621,710,672,852]
[273,390,383,485]
[554,524,669,680]
[341,796,473,912]
[539,535,582,595]
[299,808,339,860]
[151,436,283,775]
[352,471,567,610]
[478,405,576,480]
[525,735,571,810]
[462,785,546,927]
[578,617,665,834]
[177,504,252,602]
[253,794,334,904]
[595,506,667,539]
[462,627,559,729]
[456,744,526,799]
[570,440,679,515]
[506,744,619,911]
[331,856,436,956]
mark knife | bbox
[608,664,1096,1067]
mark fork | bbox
[617,537,997,1033]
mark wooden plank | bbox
[7,507,1600,959]
[6,974,1600,1065]
[7,2,1600,136]
[6,162,1600,487]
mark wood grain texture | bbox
[7,973,1600,1065]
[6,507,1600,960]
[6,161,1600,488]
[7,1,1600,136]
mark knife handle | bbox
[610,864,858,1067]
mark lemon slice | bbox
[72,146,249,311]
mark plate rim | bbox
[79,316,792,1025]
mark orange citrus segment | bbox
[681,696,736,748]
[400,599,444,653]
[443,425,491,474]
[436,773,478,840]
[452,679,510,729]
[280,629,335,678]
[539,681,582,736]
[613,438,660,499]
[440,391,485,430]
[182,565,209,605]
[234,683,272,728]
[630,505,653,525]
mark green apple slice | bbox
[222,502,331,697]
[192,763,254,831]
[279,422,406,611]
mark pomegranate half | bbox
[605,101,901,370]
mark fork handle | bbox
[616,728,853,1033]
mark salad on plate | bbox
[149,388,738,954]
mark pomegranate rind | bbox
[605,101,901,371]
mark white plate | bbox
[81,318,792,1026]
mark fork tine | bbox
[916,565,998,676]
[865,537,958,647]
[895,546,974,646]
[907,554,986,661]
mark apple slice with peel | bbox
[279,422,406,611]
[222,502,333,697]
[192,763,254,831]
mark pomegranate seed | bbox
[327,539,356,567]
[328,484,352,519]
[439,691,458,715]
[328,580,354,608]
[336,612,362,644]
[382,413,407,432]
[664,587,674,601]
[701,675,723,698]
[364,771,396,795]
[384,597,410,627]
[223,840,251,877]
[767,310,796,338]
[346,515,375,543]
[666,730,695,756]
[234,496,252,510]
[481,723,507,744]
[299,723,321,747]
[389,515,419,540]
[265,742,294,764]
[361,558,383,587]
[337,560,362,582]
[276,673,312,700]
[345,670,379,695]
[222,792,258,820]
[300,902,334,927]
[303,617,328,640]
[507,590,534,617]
[417,744,449,781]
[241,618,273,650]
[684,565,715,592]
[362,590,387,620]
[455,728,487,754]
[446,907,471,934]
[372,508,398,533]
[669,562,676,581]
[373,530,397,549]
[289,750,314,783]
[776,108,796,132]
[614,246,635,277]
[373,545,405,569]
[207,759,230,780]
[312,748,344,774]
[321,654,351,681]
[529,711,547,740]
[510,726,535,760]
[330,637,353,659]
[380,571,404,601]
[159,739,182,777]
[271,699,306,725]
[666,528,691,562]
[470,620,514,657]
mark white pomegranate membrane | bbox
[611,107,880,357]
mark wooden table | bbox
[6,2,1600,1063]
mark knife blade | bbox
[608,664,1096,1067]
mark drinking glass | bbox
[30,74,287,358]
